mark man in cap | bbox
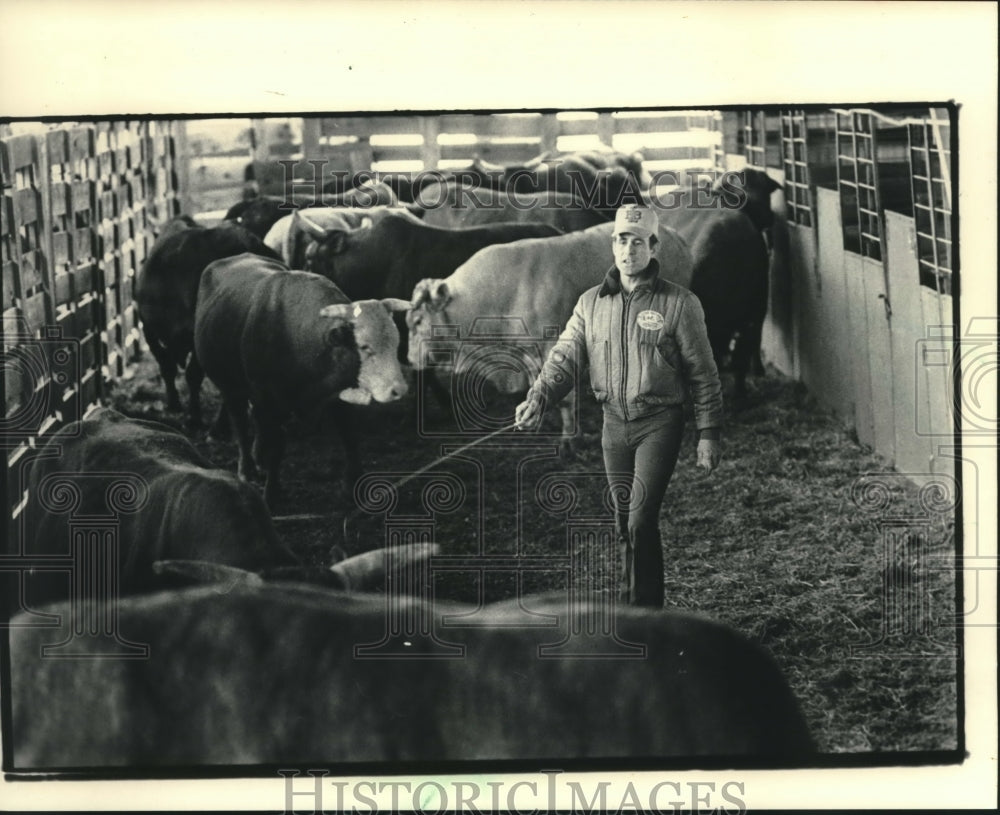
[515,204,723,607]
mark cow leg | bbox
[328,401,361,494]
[184,354,205,430]
[227,395,259,482]
[426,369,453,411]
[143,326,181,411]
[209,405,232,441]
[252,403,286,508]
[558,390,581,462]
[748,317,766,376]
[730,323,758,398]
[409,368,452,429]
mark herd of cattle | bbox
[7,150,813,768]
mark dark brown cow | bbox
[12,409,438,615]
[9,584,814,767]
[650,195,770,393]
[297,211,563,301]
[194,253,410,506]
[416,182,608,232]
[134,218,281,428]
[711,168,782,238]
[16,407,296,611]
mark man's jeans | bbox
[601,406,685,607]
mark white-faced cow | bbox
[9,584,814,766]
[193,253,410,506]
[407,221,693,457]
[134,217,282,429]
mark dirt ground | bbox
[110,355,959,755]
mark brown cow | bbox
[194,253,410,506]
[9,584,814,767]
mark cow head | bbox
[319,299,410,404]
[406,279,452,369]
[712,169,780,233]
[296,210,374,273]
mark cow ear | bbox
[294,209,327,239]
[431,281,450,310]
[324,229,349,255]
[410,279,434,308]
[325,322,354,349]
[359,216,374,230]
[381,297,412,314]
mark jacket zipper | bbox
[620,289,633,421]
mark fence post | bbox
[301,117,321,162]
[596,112,615,148]
[36,132,56,323]
[540,113,560,157]
[172,120,191,215]
[420,116,441,171]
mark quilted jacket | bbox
[527,260,723,429]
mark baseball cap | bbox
[613,204,658,240]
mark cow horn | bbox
[319,303,353,320]
[328,542,440,592]
[152,559,265,589]
[337,387,372,405]
[294,209,328,239]
[410,280,433,309]
[380,297,412,313]
[431,281,451,310]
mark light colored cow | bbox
[407,221,693,456]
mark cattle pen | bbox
[2,109,963,768]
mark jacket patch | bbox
[636,310,665,331]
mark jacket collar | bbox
[598,259,661,297]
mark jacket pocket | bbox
[638,339,683,402]
[589,340,610,402]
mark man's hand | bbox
[514,395,544,430]
[696,438,721,472]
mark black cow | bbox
[712,168,782,239]
[297,211,563,301]
[17,407,296,610]
[10,584,814,766]
[194,253,410,506]
[651,196,770,394]
[13,408,438,615]
[223,195,292,240]
[134,218,281,428]
[417,182,608,232]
